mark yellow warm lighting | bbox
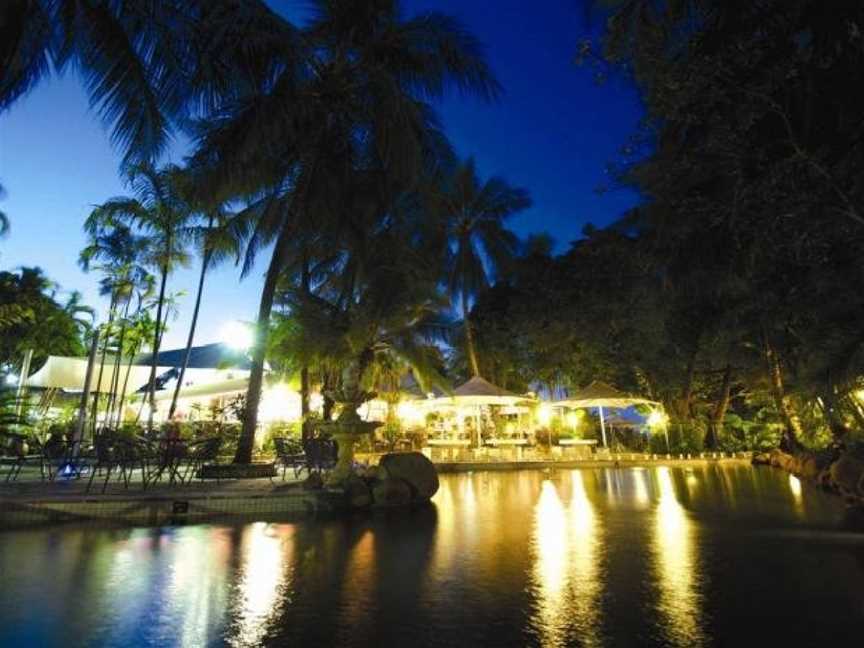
[647,410,668,429]
[788,474,802,499]
[654,467,704,644]
[565,411,580,430]
[221,320,254,351]
[538,403,552,426]
[505,421,516,435]
[396,401,425,427]
[259,383,301,423]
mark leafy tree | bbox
[0,267,89,373]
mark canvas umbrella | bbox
[554,381,659,447]
[423,376,535,447]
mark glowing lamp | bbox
[221,320,254,351]
[538,403,552,426]
[647,410,668,429]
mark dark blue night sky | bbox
[0,0,643,347]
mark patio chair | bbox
[1,432,41,482]
[179,437,222,483]
[85,435,145,494]
[273,437,306,480]
[35,434,82,481]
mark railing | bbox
[420,446,752,464]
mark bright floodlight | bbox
[221,321,254,351]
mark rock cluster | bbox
[753,448,864,504]
[342,452,440,509]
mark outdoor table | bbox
[485,438,529,446]
[140,436,189,486]
[426,439,471,447]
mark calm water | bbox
[2,465,864,647]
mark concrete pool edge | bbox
[1,457,754,529]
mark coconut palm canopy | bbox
[555,381,657,410]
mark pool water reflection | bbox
[1,465,863,647]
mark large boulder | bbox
[379,452,439,501]
[344,474,372,509]
[371,477,412,508]
[798,456,820,480]
[829,454,864,496]
[302,472,324,491]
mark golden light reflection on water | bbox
[530,473,603,647]
[231,523,291,647]
[633,468,650,507]
[336,530,376,640]
[788,474,804,514]
[654,467,705,647]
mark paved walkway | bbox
[1,466,303,502]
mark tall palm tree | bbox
[190,0,499,463]
[437,158,531,377]
[167,205,240,419]
[80,224,151,427]
[1,1,291,165]
[87,162,191,428]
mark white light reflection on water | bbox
[654,467,705,647]
[530,472,603,647]
[229,522,291,647]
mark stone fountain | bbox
[319,373,382,487]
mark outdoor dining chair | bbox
[85,435,147,494]
[273,437,306,480]
[179,436,222,483]
[0,431,41,482]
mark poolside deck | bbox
[0,468,333,529]
[1,453,752,529]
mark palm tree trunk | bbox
[168,251,211,420]
[91,298,117,435]
[146,266,169,431]
[235,227,292,464]
[300,254,311,441]
[106,299,132,427]
[462,289,481,377]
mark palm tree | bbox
[190,0,499,463]
[437,158,531,377]
[1,1,291,165]
[80,223,151,428]
[167,205,240,419]
[87,162,191,429]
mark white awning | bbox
[25,355,171,394]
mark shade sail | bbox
[152,376,249,401]
[425,376,535,407]
[554,381,658,409]
[25,355,171,394]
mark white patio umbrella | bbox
[423,376,535,447]
[555,381,659,447]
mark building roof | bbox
[137,342,252,371]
